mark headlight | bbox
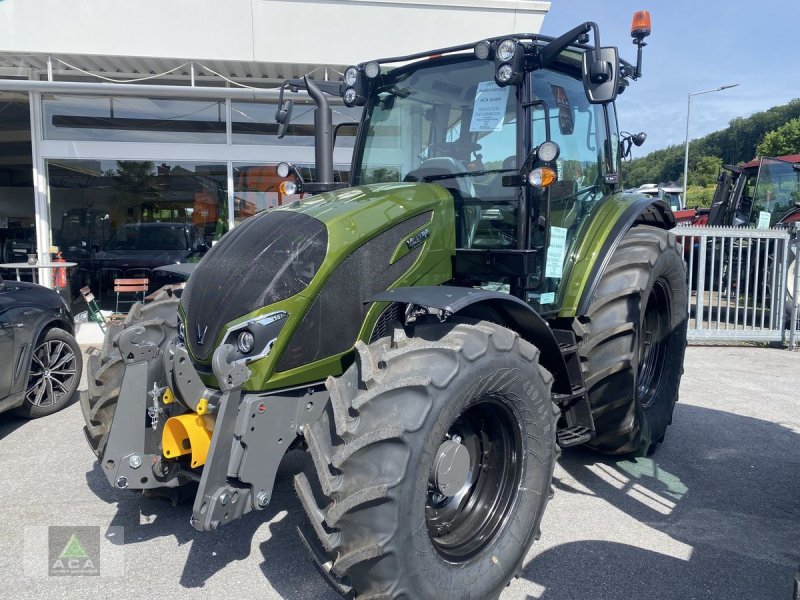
[279,180,297,196]
[496,64,514,83]
[343,87,358,105]
[237,330,255,354]
[178,320,186,344]
[497,39,516,62]
[344,66,359,87]
[364,61,380,79]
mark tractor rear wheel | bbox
[295,319,558,599]
[81,292,180,457]
[579,225,688,455]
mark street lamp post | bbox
[683,83,740,197]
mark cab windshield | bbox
[357,58,517,185]
[750,158,800,227]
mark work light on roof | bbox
[344,66,359,87]
[474,40,491,60]
[497,39,517,62]
[364,61,380,79]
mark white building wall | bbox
[0,0,549,66]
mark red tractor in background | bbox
[677,154,800,228]
[676,154,799,323]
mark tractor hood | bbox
[180,182,455,385]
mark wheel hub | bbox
[431,439,471,497]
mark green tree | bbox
[689,155,722,187]
[756,117,800,157]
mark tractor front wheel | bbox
[296,319,558,599]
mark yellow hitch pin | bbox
[162,387,174,404]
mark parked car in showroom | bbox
[0,274,82,418]
[85,222,209,297]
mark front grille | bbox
[181,211,327,361]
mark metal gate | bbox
[671,224,799,348]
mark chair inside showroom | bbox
[79,286,107,332]
[113,278,149,314]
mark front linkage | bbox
[89,311,327,531]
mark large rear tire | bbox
[81,293,180,457]
[579,225,688,455]
[295,319,558,599]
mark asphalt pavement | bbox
[0,345,798,599]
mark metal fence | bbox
[672,224,799,349]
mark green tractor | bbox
[81,11,688,599]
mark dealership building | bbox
[0,0,549,294]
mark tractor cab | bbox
[275,16,650,314]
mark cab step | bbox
[557,426,593,448]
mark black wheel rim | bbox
[25,339,78,408]
[425,397,522,563]
[637,279,671,408]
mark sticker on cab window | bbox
[549,84,574,136]
[757,210,771,229]
[470,81,510,132]
[545,226,568,279]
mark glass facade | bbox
[42,95,227,144]
[0,90,361,305]
[48,159,227,301]
[231,100,360,146]
[0,92,35,277]
[232,162,352,223]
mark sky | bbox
[540,0,800,159]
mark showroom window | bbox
[232,162,352,223]
[231,100,361,147]
[42,95,227,144]
[47,159,226,301]
[0,92,35,275]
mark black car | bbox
[0,274,82,418]
[81,222,209,297]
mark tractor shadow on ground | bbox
[85,449,335,595]
[521,403,800,600]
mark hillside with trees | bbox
[622,99,800,206]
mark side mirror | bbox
[275,99,294,139]
[582,47,619,104]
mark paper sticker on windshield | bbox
[470,81,510,132]
[539,292,555,305]
[549,84,574,136]
[757,210,771,229]
[545,226,568,279]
